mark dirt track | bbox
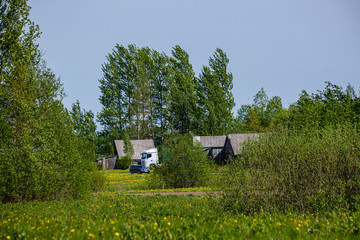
[125,191,221,196]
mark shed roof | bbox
[226,133,261,155]
[193,135,226,148]
[114,139,155,160]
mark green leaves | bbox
[198,48,235,135]
[288,82,360,130]
[168,45,199,134]
[0,0,103,203]
[151,134,210,188]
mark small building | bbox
[224,133,261,160]
[96,156,117,170]
[114,139,155,164]
[193,135,226,164]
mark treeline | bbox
[96,44,235,155]
[0,0,103,203]
[215,83,360,213]
[95,46,360,157]
[235,82,360,132]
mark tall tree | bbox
[0,0,101,202]
[236,88,285,132]
[132,47,154,139]
[151,50,171,143]
[98,45,133,139]
[168,45,199,134]
[288,82,359,130]
[198,48,235,135]
[70,100,97,160]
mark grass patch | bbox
[1,195,360,239]
[2,165,360,239]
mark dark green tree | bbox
[0,0,102,202]
[97,45,133,140]
[132,47,154,139]
[70,100,97,160]
[150,134,210,188]
[151,50,171,144]
[122,132,134,157]
[288,82,359,130]
[115,132,134,170]
[198,48,235,135]
[236,88,285,132]
[168,45,199,134]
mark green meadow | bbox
[1,171,359,240]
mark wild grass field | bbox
[1,170,360,239]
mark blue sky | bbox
[29,0,360,119]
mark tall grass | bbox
[216,124,360,214]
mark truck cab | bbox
[141,148,158,168]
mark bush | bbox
[149,134,211,188]
[115,155,132,170]
[215,125,360,214]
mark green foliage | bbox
[168,46,200,134]
[122,132,134,157]
[97,44,172,144]
[0,0,103,202]
[2,193,360,239]
[236,88,286,132]
[288,82,360,130]
[216,125,360,214]
[115,155,132,170]
[150,134,210,188]
[198,48,235,135]
[70,100,97,161]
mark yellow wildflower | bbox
[70,229,75,232]
[115,232,120,237]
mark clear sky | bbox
[29,0,360,119]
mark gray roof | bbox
[193,135,226,148]
[226,133,260,155]
[114,139,155,160]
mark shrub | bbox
[115,155,132,170]
[149,134,210,188]
[216,125,360,214]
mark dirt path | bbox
[125,191,221,196]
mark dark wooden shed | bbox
[193,135,226,164]
[224,133,260,160]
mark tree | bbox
[122,132,134,157]
[288,82,359,130]
[198,48,235,135]
[151,50,171,144]
[70,100,97,160]
[236,88,285,132]
[115,132,134,170]
[0,0,102,202]
[150,134,210,188]
[168,45,199,134]
[97,45,134,141]
[132,47,154,139]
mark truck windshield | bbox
[141,153,147,159]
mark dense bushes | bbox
[115,156,132,170]
[216,125,360,214]
[0,0,104,203]
[149,134,211,188]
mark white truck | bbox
[140,148,159,169]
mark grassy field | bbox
[1,170,360,239]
